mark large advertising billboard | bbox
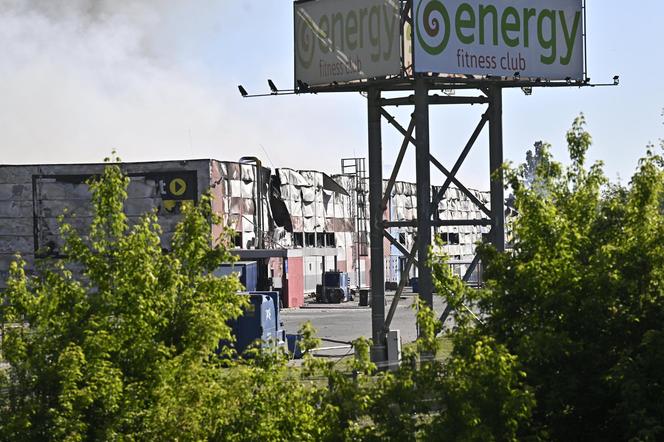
[413,0,584,80]
[294,0,402,87]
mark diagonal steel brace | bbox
[383,241,418,332]
[430,113,489,213]
[380,108,491,218]
[383,230,419,268]
[382,114,416,211]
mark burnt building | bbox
[0,159,491,305]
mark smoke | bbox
[0,1,371,175]
[0,1,248,163]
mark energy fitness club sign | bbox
[413,0,584,80]
[294,0,401,86]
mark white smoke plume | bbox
[0,0,363,172]
[0,1,212,161]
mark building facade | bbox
[0,159,491,305]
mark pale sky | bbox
[1,1,662,189]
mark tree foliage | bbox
[0,158,248,439]
[473,115,664,440]
[0,158,331,440]
[4,114,663,440]
[0,156,539,441]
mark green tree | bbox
[350,290,534,442]
[10,112,664,441]
[0,157,250,439]
[427,247,536,442]
[0,158,338,441]
[473,115,664,440]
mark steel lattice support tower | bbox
[361,79,504,363]
[245,0,613,366]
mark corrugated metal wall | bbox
[209,160,269,249]
[0,160,211,289]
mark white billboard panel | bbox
[294,0,402,87]
[413,0,584,80]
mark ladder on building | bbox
[341,158,369,288]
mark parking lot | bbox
[280,290,449,357]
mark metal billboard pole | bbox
[367,86,387,361]
[488,86,505,252]
[265,79,612,365]
[414,78,433,308]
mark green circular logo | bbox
[296,17,315,69]
[416,0,450,56]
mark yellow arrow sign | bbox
[169,178,187,196]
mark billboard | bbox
[294,0,402,87]
[413,0,584,80]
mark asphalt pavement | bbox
[280,290,449,357]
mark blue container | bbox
[321,271,351,302]
[228,293,284,356]
[324,271,340,287]
[214,261,258,292]
[410,277,419,293]
[250,291,282,328]
[324,271,350,288]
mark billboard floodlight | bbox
[582,75,621,87]
[294,80,315,94]
[237,80,296,98]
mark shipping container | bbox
[214,261,258,292]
